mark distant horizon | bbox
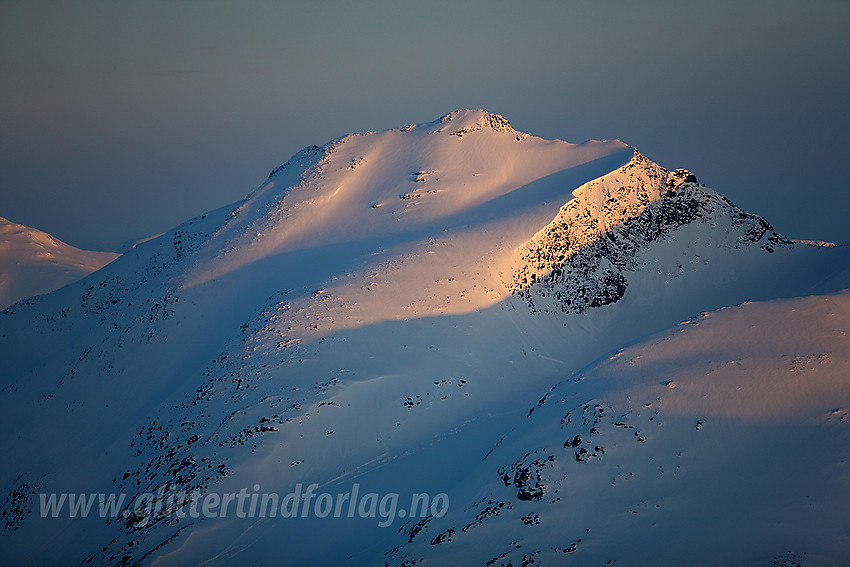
[2,0,848,251]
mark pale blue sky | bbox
[1,0,848,250]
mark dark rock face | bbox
[499,455,553,502]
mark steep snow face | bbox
[0,217,119,309]
[0,110,847,566]
[387,290,850,566]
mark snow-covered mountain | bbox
[0,217,119,310]
[1,110,848,565]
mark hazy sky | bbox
[1,0,848,250]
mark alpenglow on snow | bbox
[2,110,849,566]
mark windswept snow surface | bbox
[0,217,119,310]
[1,110,848,565]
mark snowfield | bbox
[1,110,848,566]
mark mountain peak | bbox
[436,108,522,138]
[0,217,119,309]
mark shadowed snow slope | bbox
[0,110,848,566]
[386,290,850,566]
[0,217,119,309]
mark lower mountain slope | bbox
[386,288,850,566]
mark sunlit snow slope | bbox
[0,217,119,309]
[387,290,850,566]
[0,110,847,566]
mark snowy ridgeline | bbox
[0,110,848,566]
